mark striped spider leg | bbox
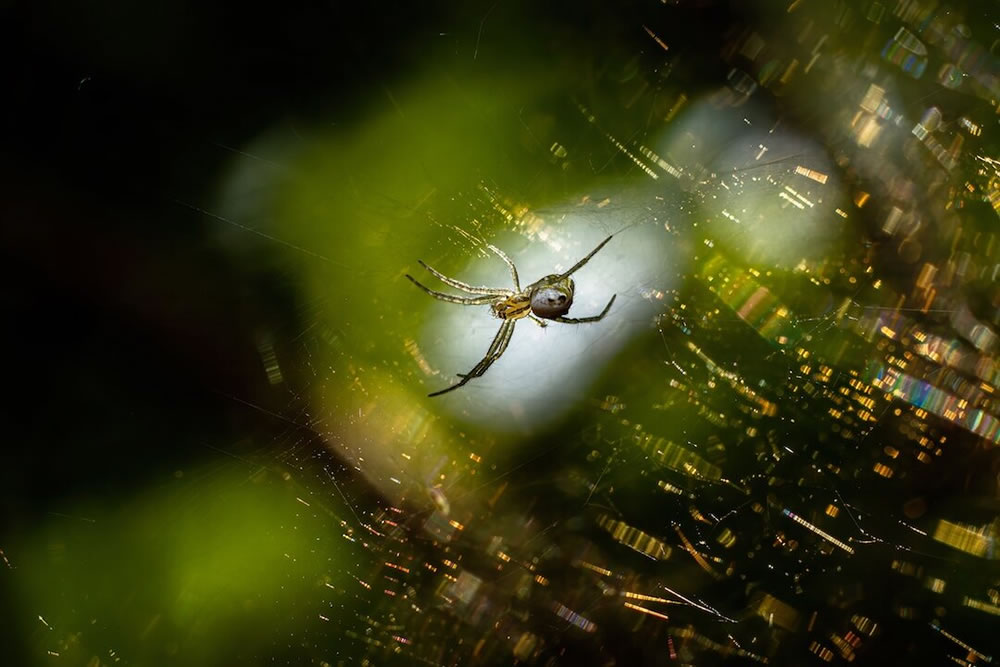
[406,235,616,396]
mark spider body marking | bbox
[406,235,616,396]
[488,275,572,321]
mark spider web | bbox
[8,1,1000,665]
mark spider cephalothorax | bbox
[406,236,616,396]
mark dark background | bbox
[5,1,1000,664]
[2,0,740,526]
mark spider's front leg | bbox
[528,314,548,328]
[487,244,521,292]
[416,261,511,296]
[557,235,614,279]
[406,274,502,306]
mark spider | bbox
[406,235,617,396]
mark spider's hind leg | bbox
[429,320,515,395]
[553,294,617,324]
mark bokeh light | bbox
[6,1,1000,665]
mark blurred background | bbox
[4,0,1000,664]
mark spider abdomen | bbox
[528,275,576,319]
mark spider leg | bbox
[557,235,614,279]
[487,244,520,291]
[552,294,617,324]
[527,314,548,328]
[418,261,512,296]
[428,320,515,396]
[406,275,499,305]
[457,319,515,378]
